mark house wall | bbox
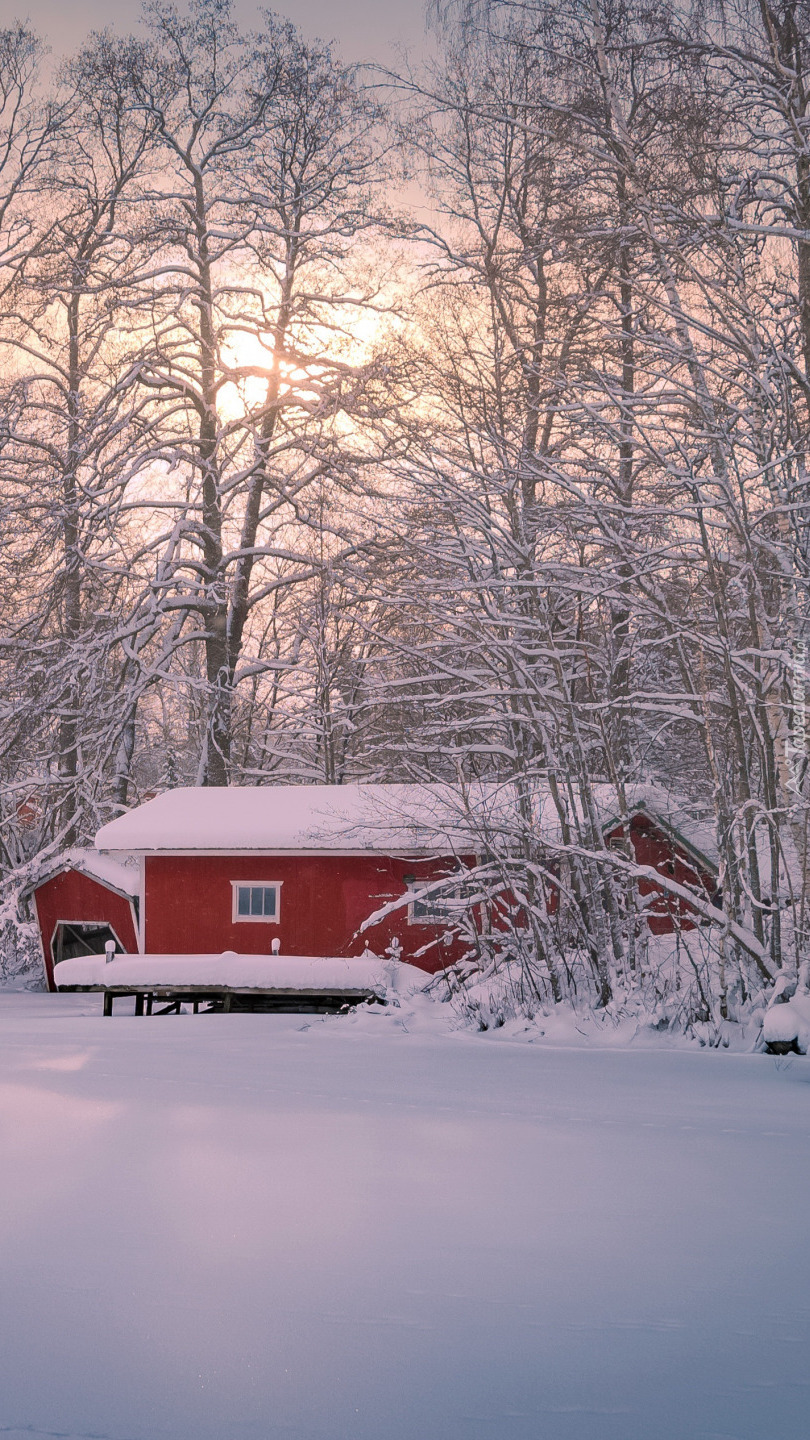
[144,853,476,973]
[33,873,139,991]
[604,814,716,933]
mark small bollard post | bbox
[384,936,402,999]
[104,941,116,1017]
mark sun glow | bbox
[218,303,390,422]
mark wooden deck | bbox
[56,983,385,1016]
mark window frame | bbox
[231,881,282,924]
[406,879,463,927]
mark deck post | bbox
[135,993,144,1017]
[103,992,113,1018]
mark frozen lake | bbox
[0,992,808,1440]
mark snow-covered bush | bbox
[429,922,772,1041]
[0,916,46,990]
[763,966,810,1054]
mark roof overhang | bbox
[22,854,139,903]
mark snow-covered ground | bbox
[0,992,808,1440]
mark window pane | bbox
[236,883,278,919]
[411,888,458,922]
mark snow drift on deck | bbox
[53,951,429,994]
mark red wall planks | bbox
[144,853,474,972]
[33,811,716,991]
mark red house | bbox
[28,785,484,990]
[27,782,720,991]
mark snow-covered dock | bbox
[53,952,426,1015]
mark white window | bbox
[406,880,462,926]
[231,882,281,923]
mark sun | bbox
[217,302,389,419]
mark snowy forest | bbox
[2,0,810,1030]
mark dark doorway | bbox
[52,922,125,966]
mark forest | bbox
[1,0,809,1031]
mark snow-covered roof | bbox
[93,780,720,869]
[95,784,496,856]
[53,951,429,993]
[26,847,139,900]
[593,783,719,871]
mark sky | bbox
[18,0,433,65]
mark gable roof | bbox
[594,783,718,873]
[93,780,719,869]
[25,847,139,901]
[95,783,490,856]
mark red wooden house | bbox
[27,782,719,991]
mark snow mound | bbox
[763,992,810,1053]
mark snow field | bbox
[0,992,808,1440]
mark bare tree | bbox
[374,0,810,1020]
[122,0,389,785]
[0,31,160,849]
